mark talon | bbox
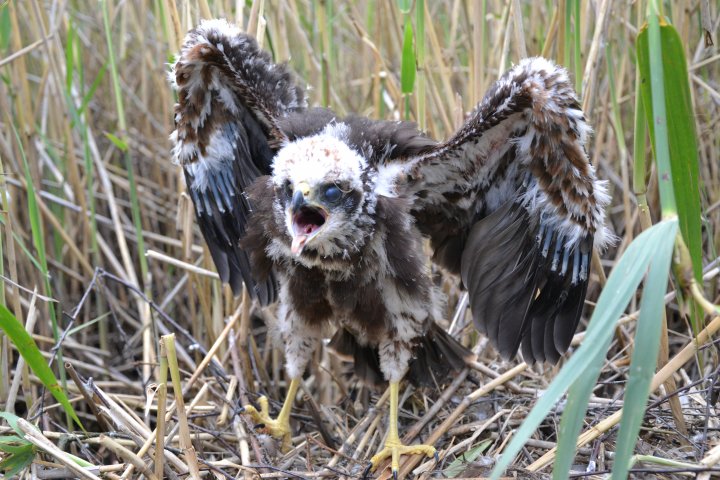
[257,395,270,412]
[362,463,373,479]
[238,379,301,453]
[370,382,437,478]
[370,441,436,476]
[434,451,440,463]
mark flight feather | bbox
[170,19,305,304]
[402,57,612,362]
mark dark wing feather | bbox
[170,19,305,304]
[406,57,612,363]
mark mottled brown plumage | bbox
[169,19,612,475]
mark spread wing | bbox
[170,19,305,305]
[406,58,612,363]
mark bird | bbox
[169,19,612,477]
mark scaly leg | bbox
[243,305,318,451]
[242,377,300,452]
[369,381,437,478]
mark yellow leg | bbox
[242,377,300,452]
[369,381,437,478]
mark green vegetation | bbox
[0,1,718,479]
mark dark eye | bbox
[323,184,342,203]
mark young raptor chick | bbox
[170,19,612,477]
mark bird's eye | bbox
[323,184,342,203]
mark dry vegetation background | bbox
[0,0,719,479]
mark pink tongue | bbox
[291,235,308,255]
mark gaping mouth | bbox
[291,205,327,255]
[293,206,327,236]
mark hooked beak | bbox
[291,190,305,212]
[289,189,328,256]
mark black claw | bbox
[362,463,373,479]
[238,406,245,413]
[434,451,440,463]
[254,423,266,430]
[392,470,398,480]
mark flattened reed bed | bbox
[0,1,719,479]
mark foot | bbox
[369,438,437,478]
[242,396,292,451]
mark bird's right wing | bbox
[170,20,305,304]
[403,58,613,363]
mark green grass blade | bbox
[0,218,42,272]
[573,0,581,92]
[400,18,416,120]
[552,219,678,478]
[0,156,6,308]
[632,70,647,198]
[0,307,83,430]
[443,439,492,477]
[637,12,702,283]
[12,125,68,420]
[637,8,674,216]
[64,23,75,92]
[415,0,426,131]
[78,63,107,115]
[638,5,703,341]
[0,435,32,454]
[0,415,87,471]
[400,20,416,95]
[14,129,52,329]
[553,336,612,479]
[563,0,572,69]
[491,219,678,479]
[0,5,10,52]
[104,131,129,151]
[0,443,34,477]
[0,413,35,473]
[612,220,678,479]
[0,412,24,435]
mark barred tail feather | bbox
[407,324,474,388]
[328,325,472,388]
[327,329,384,387]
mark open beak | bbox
[290,190,328,255]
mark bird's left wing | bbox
[403,58,613,363]
[170,20,305,304]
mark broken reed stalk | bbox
[146,249,220,279]
[116,305,241,477]
[217,375,237,427]
[155,340,169,480]
[99,434,159,480]
[228,324,265,467]
[66,361,112,432]
[88,382,189,475]
[161,333,202,479]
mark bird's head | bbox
[271,124,370,258]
